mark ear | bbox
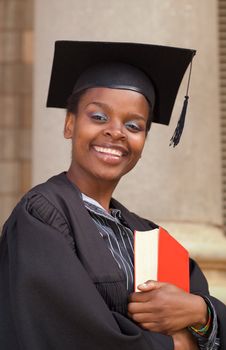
[64,113,75,139]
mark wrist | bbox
[189,306,211,337]
[189,295,208,328]
[172,330,199,350]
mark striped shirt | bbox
[82,193,134,292]
[82,194,220,349]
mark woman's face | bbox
[64,87,150,185]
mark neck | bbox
[66,167,119,211]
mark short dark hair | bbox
[66,90,153,133]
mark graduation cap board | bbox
[46,41,196,146]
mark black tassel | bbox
[169,95,189,147]
[169,54,194,147]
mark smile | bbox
[93,146,124,157]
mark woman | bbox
[1,41,226,350]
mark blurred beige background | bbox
[0,0,226,302]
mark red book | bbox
[134,227,190,292]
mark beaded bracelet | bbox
[190,306,211,336]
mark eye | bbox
[125,121,144,132]
[90,113,108,122]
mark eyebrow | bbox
[85,101,110,110]
[85,101,146,121]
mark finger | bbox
[128,301,154,314]
[129,311,154,324]
[129,282,162,302]
[137,280,163,292]
[129,291,152,302]
[139,322,163,333]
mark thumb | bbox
[137,280,162,292]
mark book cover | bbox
[134,227,189,292]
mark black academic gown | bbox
[1,173,226,350]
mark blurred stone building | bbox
[0,0,226,303]
[0,0,33,226]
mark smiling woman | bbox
[0,41,226,350]
[64,87,149,209]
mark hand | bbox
[128,280,208,335]
[172,329,199,350]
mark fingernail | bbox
[138,282,149,289]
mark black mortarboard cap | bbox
[47,41,196,145]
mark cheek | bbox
[131,135,146,156]
[71,128,94,154]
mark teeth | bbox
[94,146,123,157]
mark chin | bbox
[92,166,124,180]
[94,172,122,183]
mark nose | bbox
[103,122,127,140]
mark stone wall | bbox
[0,0,33,227]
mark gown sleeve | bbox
[0,198,173,350]
[189,258,226,349]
